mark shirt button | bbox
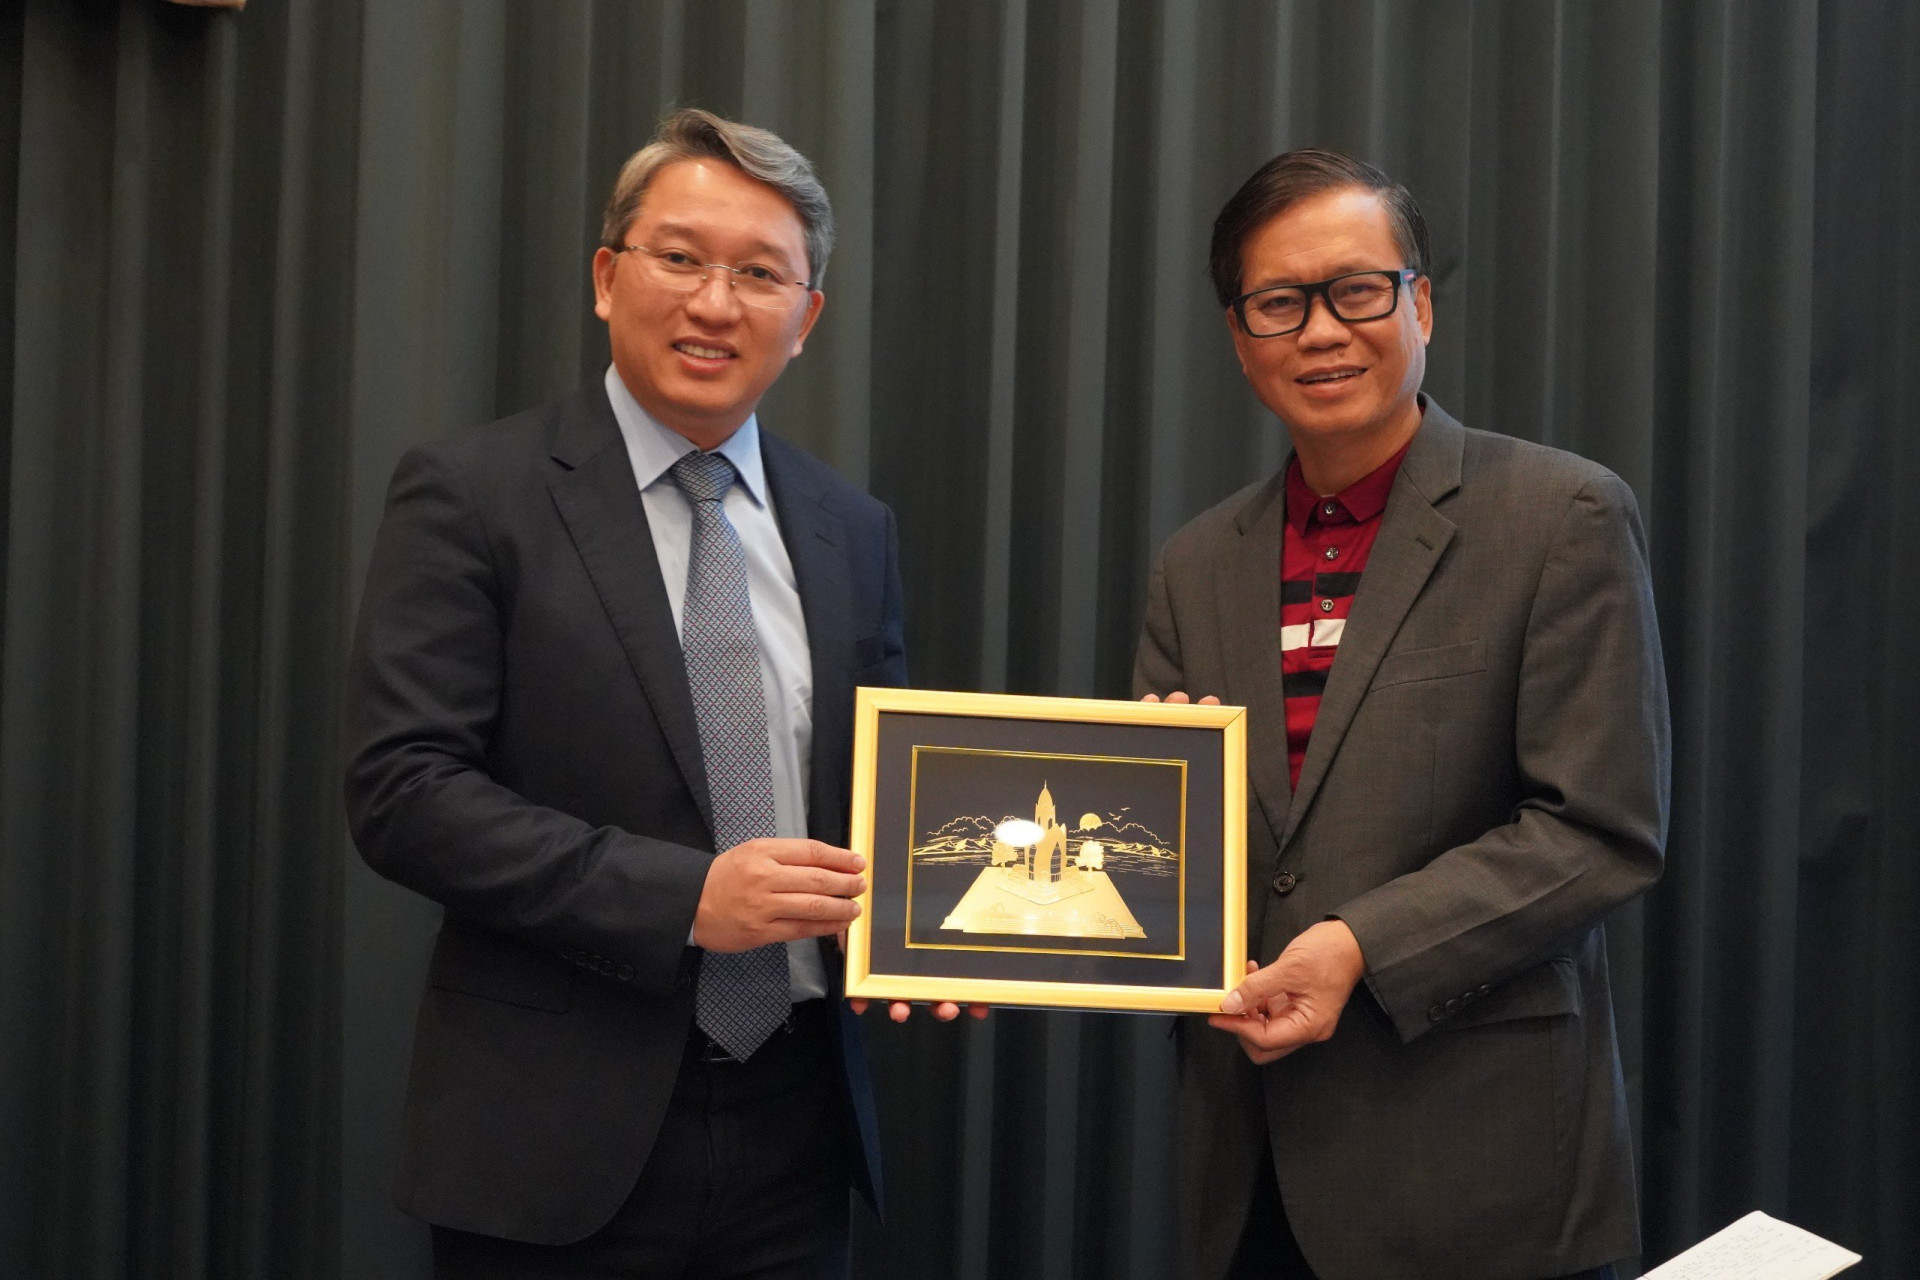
[1323,546,1339,561]
[1272,871,1298,895]
[1322,502,1337,517]
[1319,598,1335,613]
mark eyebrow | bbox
[646,222,800,269]
[1248,262,1403,291]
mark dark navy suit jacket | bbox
[345,380,901,1244]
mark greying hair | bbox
[600,108,834,287]
[1209,148,1430,307]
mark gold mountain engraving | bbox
[937,783,1149,940]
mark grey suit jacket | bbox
[344,381,903,1244]
[1134,399,1669,1280]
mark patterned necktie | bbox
[670,449,792,1061]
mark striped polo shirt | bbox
[1280,441,1411,787]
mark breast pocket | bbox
[1369,639,1486,692]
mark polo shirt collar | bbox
[1285,435,1413,534]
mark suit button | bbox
[616,963,635,982]
[1272,871,1298,895]
[1477,984,1492,996]
[1444,997,1462,1013]
[1428,1004,1446,1023]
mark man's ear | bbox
[591,246,617,322]
[1414,274,1433,343]
[1226,307,1252,379]
[790,289,826,357]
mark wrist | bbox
[1320,918,1367,989]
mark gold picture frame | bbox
[845,688,1247,1014]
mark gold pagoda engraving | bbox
[939,783,1148,939]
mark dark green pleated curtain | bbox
[1,2,1914,1278]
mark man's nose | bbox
[1295,292,1349,347]
[683,267,743,319]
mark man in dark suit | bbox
[345,109,945,1279]
[1134,150,1669,1280]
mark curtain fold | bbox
[1,2,353,1277]
[2,2,1914,1277]
[1641,0,1823,1247]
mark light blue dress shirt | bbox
[604,365,827,1002]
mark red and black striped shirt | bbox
[1280,442,1411,787]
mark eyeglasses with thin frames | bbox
[614,244,811,310]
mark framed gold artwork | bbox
[844,688,1247,1014]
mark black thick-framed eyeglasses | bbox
[1230,268,1422,338]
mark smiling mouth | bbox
[1298,369,1363,384]
[674,342,735,360]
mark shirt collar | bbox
[602,364,769,508]
[1285,436,1413,534]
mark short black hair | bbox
[1208,148,1430,307]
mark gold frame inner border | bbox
[844,687,1248,1015]
[905,745,1189,961]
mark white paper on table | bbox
[1640,1210,1862,1280]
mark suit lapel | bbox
[1215,473,1294,943]
[1218,473,1296,854]
[545,386,714,834]
[761,435,854,843]
[1280,406,1464,852]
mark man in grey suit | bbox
[1135,150,1669,1280]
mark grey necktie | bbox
[671,449,792,1061]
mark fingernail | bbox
[1221,991,1245,1015]
[852,855,867,870]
